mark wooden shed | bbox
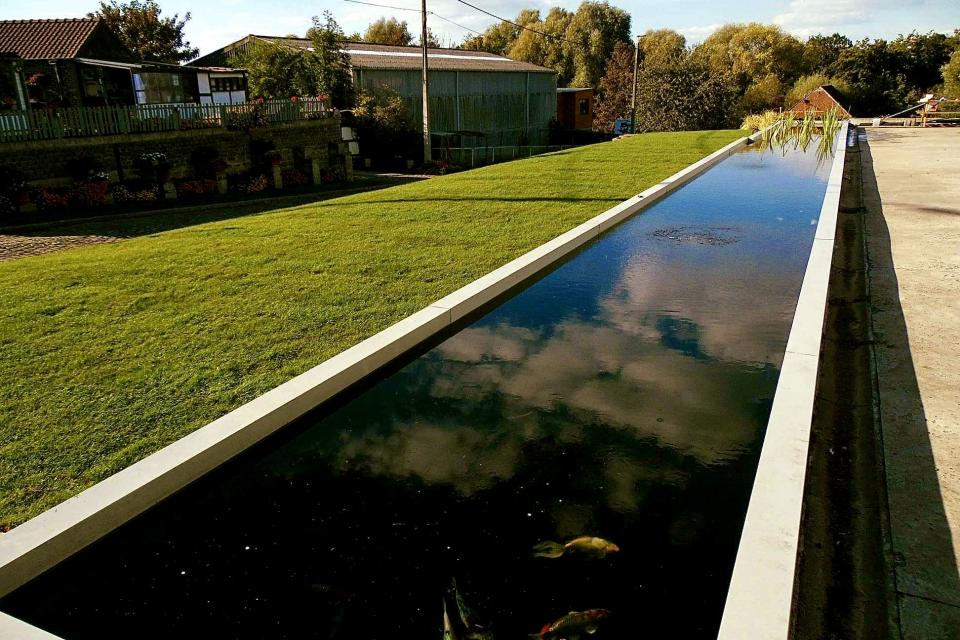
[556,87,594,130]
[789,84,852,118]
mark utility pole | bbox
[421,0,431,162]
[630,34,641,134]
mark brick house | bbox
[788,84,853,118]
[0,18,247,111]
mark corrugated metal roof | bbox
[249,36,554,74]
[0,18,102,60]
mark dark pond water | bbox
[1,144,833,639]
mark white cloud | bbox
[773,0,927,37]
[678,23,724,43]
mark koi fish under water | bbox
[443,578,495,640]
[532,536,620,559]
[533,609,611,639]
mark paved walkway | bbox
[862,127,960,638]
[0,233,120,261]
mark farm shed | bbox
[193,37,558,146]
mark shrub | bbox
[281,169,309,186]
[32,187,69,212]
[176,179,218,196]
[0,195,14,217]
[226,104,269,131]
[65,157,106,183]
[69,181,110,208]
[0,167,26,200]
[353,87,420,163]
[189,146,220,178]
[112,184,157,204]
[135,152,170,183]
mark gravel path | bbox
[0,233,122,261]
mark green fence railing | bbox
[0,98,333,143]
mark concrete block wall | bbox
[0,118,341,187]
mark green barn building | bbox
[192,37,558,147]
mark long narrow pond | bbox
[1,142,833,639]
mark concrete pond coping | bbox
[0,133,754,637]
[717,121,852,639]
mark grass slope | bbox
[0,130,742,528]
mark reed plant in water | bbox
[741,107,844,158]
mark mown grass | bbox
[0,130,743,528]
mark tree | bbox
[890,31,955,96]
[802,33,852,74]
[832,39,909,115]
[90,0,198,64]
[232,40,321,99]
[235,12,354,107]
[308,11,355,108]
[739,74,785,114]
[363,17,413,46]
[633,54,738,131]
[593,41,634,132]
[693,23,804,91]
[562,1,631,88]
[943,49,960,98]
[639,29,686,67]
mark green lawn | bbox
[0,130,742,528]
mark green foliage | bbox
[741,107,844,161]
[353,87,419,162]
[232,41,324,99]
[802,34,852,73]
[363,17,413,46]
[593,41,634,132]
[90,0,198,64]
[563,2,631,88]
[460,1,628,87]
[638,29,686,67]
[739,74,785,115]
[693,23,805,94]
[307,11,355,108]
[633,54,739,132]
[234,12,353,107]
[943,50,960,98]
[827,31,957,114]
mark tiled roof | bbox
[252,36,554,73]
[0,18,102,60]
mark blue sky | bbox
[0,0,957,56]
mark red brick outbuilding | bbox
[789,84,852,118]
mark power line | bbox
[343,0,589,46]
[342,0,484,37]
[450,0,589,47]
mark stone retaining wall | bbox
[0,118,343,187]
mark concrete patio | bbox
[863,127,960,638]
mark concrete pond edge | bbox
[717,121,852,640]
[0,134,752,635]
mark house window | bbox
[25,71,62,109]
[210,76,243,92]
[0,64,24,110]
[579,97,590,115]
[133,72,191,104]
[81,67,105,99]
